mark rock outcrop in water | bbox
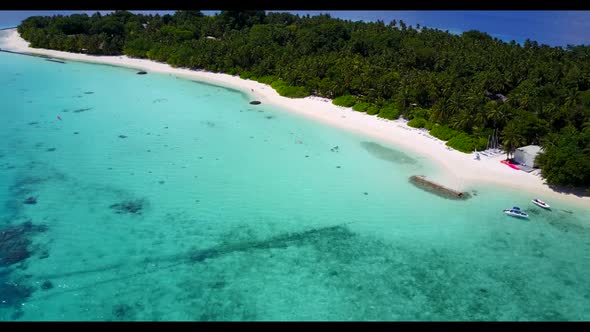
[112,303,135,320]
[23,197,37,205]
[0,270,33,310]
[0,217,48,313]
[41,280,53,290]
[409,175,470,200]
[73,108,92,113]
[109,199,147,215]
[45,59,65,64]
[0,220,48,267]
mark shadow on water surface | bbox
[30,222,357,283]
[0,161,67,314]
[360,141,418,165]
[0,158,154,319]
[14,211,590,321]
[0,221,49,313]
[190,79,251,102]
[13,222,360,319]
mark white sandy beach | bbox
[1,28,588,207]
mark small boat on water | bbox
[531,198,550,209]
[503,206,529,219]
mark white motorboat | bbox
[531,198,550,209]
[503,206,529,219]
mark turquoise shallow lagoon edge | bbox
[1,51,589,321]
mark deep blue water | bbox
[0,10,589,47]
[288,11,590,47]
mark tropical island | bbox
[8,10,590,196]
[2,10,590,322]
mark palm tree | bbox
[485,101,506,128]
[431,98,451,123]
[399,20,407,31]
[450,110,472,132]
[472,108,487,130]
[446,93,462,120]
[564,89,579,109]
[501,122,526,160]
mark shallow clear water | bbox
[1,51,589,321]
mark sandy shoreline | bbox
[2,28,588,208]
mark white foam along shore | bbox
[2,28,589,208]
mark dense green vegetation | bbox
[17,10,590,191]
[536,126,590,188]
[377,104,400,120]
[332,95,357,107]
[430,125,460,141]
[407,117,427,128]
[352,102,371,112]
[270,79,310,98]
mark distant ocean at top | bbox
[1,10,590,47]
[288,11,590,47]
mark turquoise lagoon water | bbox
[0,51,589,321]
